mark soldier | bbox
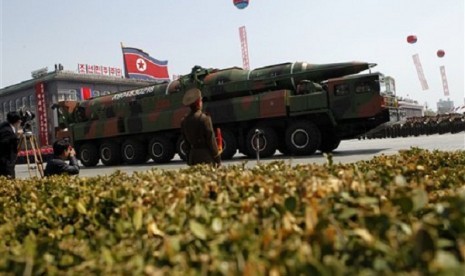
[181,88,221,167]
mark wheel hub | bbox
[81,150,90,162]
[151,142,163,158]
[291,129,309,149]
[124,145,135,159]
[101,147,111,161]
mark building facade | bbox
[380,76,424,121]
[397,98,424,118]
[437,98,455,114]
[0,68,156,147]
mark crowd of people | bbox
[361,113,465,139]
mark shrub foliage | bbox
[1,148,465,275]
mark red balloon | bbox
[437,49,445,58]
[407,35,417,44]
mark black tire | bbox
[277,130,291,155]
[318,131,341,153]
[122,139,147,164]
[244,127,278,158]
[99,141,121,166]
[285,121,321,156]
[278,145,291,155]
[149,136,175,163]
[79,143,99,167]
[220,129,237,160]
[176,137,188,161]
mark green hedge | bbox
[1,148,465,275]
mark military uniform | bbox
[181,88,221,166]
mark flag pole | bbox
[121,42,129,79]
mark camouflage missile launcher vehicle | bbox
[54,61,390,167]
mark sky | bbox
[1,0,464,110]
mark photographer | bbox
[44,139,80,177]
[0,111,23,179]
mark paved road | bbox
[16,132,465,179]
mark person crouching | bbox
[44,139,80,177]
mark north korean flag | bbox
[122,47,170,81]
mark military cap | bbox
[183,88,202,106]
[7,111,21,124]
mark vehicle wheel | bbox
[318,131,341,153]
[79,143,99,167]
[176,137,188,161]
[149,136,175,163]
[285,121,321,156]
[99,141,121,166]
[244,127,278,158]
[220,129,237,160]
[278,145,290,155]
[277,131,291,155]
[122,139,147,164]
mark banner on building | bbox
[94,65,102,75]
[78,63,122,77]
[86,64,95,75]
[121,46,169,81]
[34,82,49,146]
[78,64,87,74]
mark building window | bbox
[69,90,77,101]
[3,102,7,119]
[22,97,28,108]
[58,89,77,101]
[29,95,36,111]
[15,98,21,110]
[9,100,14,111]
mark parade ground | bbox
[16,132,464,179]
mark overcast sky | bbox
[1,0,463,110]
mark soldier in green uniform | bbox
[181,88,221,167]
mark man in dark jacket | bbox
[180,88,221,167]
[44,139,80,177]
[0,111,22,179]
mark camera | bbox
[19,108,36,133]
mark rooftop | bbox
[0,69,159,96]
